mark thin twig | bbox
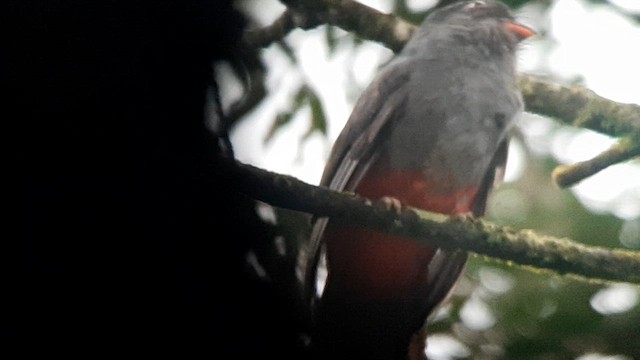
[552,137,640,187]
[278,0,416,52]
[242,10,298,49]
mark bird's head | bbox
[424,0,535,52]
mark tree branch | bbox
[230,160,640,285]
[518,74,640,139]
[246,0,416,50]
[552,136,640,187]
[242,10,299,50]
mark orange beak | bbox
[504,21,536,41]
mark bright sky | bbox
[544,0,640,220]
[229,0,640,221]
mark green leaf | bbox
[263,85,308,144]
[264,84,328,148]
[325,25,338,55]
[302,87,328,142]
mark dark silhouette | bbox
[11,0,302,356]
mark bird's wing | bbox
[320,62,412,189]
[303,61,411,309]
[421,138,510,324]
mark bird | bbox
[302,1,534,359]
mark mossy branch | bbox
[230,160,640,284]
[518,74,640,139]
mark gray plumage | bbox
[304,1,530,358]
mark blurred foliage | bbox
[434,148,640,359]
[264,84,328,145]
[234,0,640,358]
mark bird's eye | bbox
[464,0,487,9]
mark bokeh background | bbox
[221,0,640,358]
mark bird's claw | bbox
[379,196,403,214]
[453,211,475,222]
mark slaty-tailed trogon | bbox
[303,1,534,359]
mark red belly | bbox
[324,162,477,300]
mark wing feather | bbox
[421,139,510,323]
[303,62,411,309]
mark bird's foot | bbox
[378,196,403,214]
[452,211,475,223]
